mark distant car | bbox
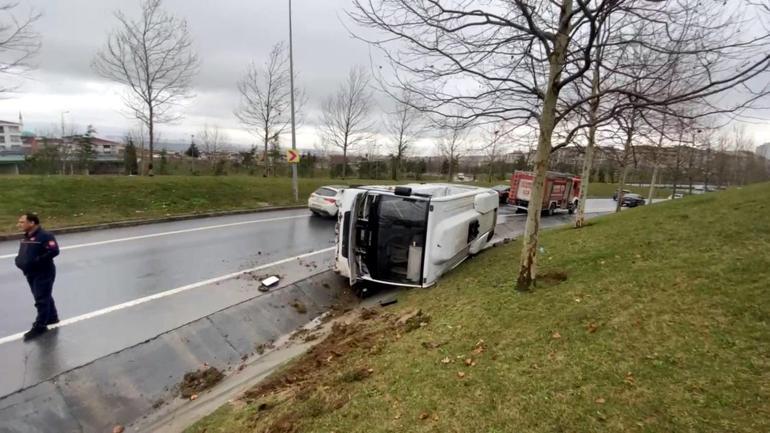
[491,184,511,203]
[621,193,646,208]
[612,189,632,201]
[668,193,684,199]
[308,186,345,217]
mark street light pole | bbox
[60,111,70,138]
[288,0,299,202]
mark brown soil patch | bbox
[179,366,224,398]
[537,270,569,287]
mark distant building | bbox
[0,120,24,152]
[757,143,770,160]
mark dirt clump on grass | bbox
[235,304,434,428]
[537,270,568,287]
[179,366,225,398]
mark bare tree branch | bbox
[92,0,199,175]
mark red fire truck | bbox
[508,170,581,215]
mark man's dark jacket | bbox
[15,228,59,275]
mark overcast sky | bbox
[0,0,394,151]
[0,0,768,152]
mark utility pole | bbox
[288,0,299,201]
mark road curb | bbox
[0,205,308,241]
[0,269,353,433]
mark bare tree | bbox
[0,2,40,94]
[235,42,304,177]
[198,123,229,166]
[478,122,512,183]
[92,0,199,176]
[351,0,770,290]
[320,65,374,178]
[436,116,470,181]
[385,91,424,180]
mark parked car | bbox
[668,193,684,199]
[308,186,345,217]
[491,184,511,203]
[621,193,646,207]
[612,189,632,201]
[335,183,498,290]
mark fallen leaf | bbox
[551,332,562,339]
[464,358,473,366]
[440,357,451,364]
[394,413,401,420]
[367,368,374,374]
[419,412,430,420]
[112,426,125,433]
[190,394,198,401]
[432,414,440,421]
[587,322,599,333]
[457,371,466,379]
[595,397,606,404]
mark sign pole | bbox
[288,0,299,202]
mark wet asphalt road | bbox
[0,199,620,338]
[0,208,336,336]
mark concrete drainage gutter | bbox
[0,270,352,433]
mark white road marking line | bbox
[0,246,336,345]
[0,214,309,259]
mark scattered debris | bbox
[471,339,486,354]
[379,297,398,307]
[421,341,446,349]
[179,366,225,399]
[339,367,373,383]
[255,342,275,355]
[290,300,308,314]
[359,308,379,320]
[587,322,599,333]
[262,275,280,288]
[397,309,431,332]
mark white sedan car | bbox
[308,186,345,217]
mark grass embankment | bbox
[188,183,770,433]
[0,175,655,235]
[0,176,365,235]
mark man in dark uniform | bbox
[14,213,60,341]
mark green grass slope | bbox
[0,176,349,234]
[189,183,770,433]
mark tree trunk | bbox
[516,0,572,291]
[139,138,146,176]
[447,152,454,181]
[647,164,658,204]
[615,127,634,213]
[148,108,155,176]
[263,129,270,177]
[342,144,348,178]
[575,50,601,229]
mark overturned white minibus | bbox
[334,183,499,289]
